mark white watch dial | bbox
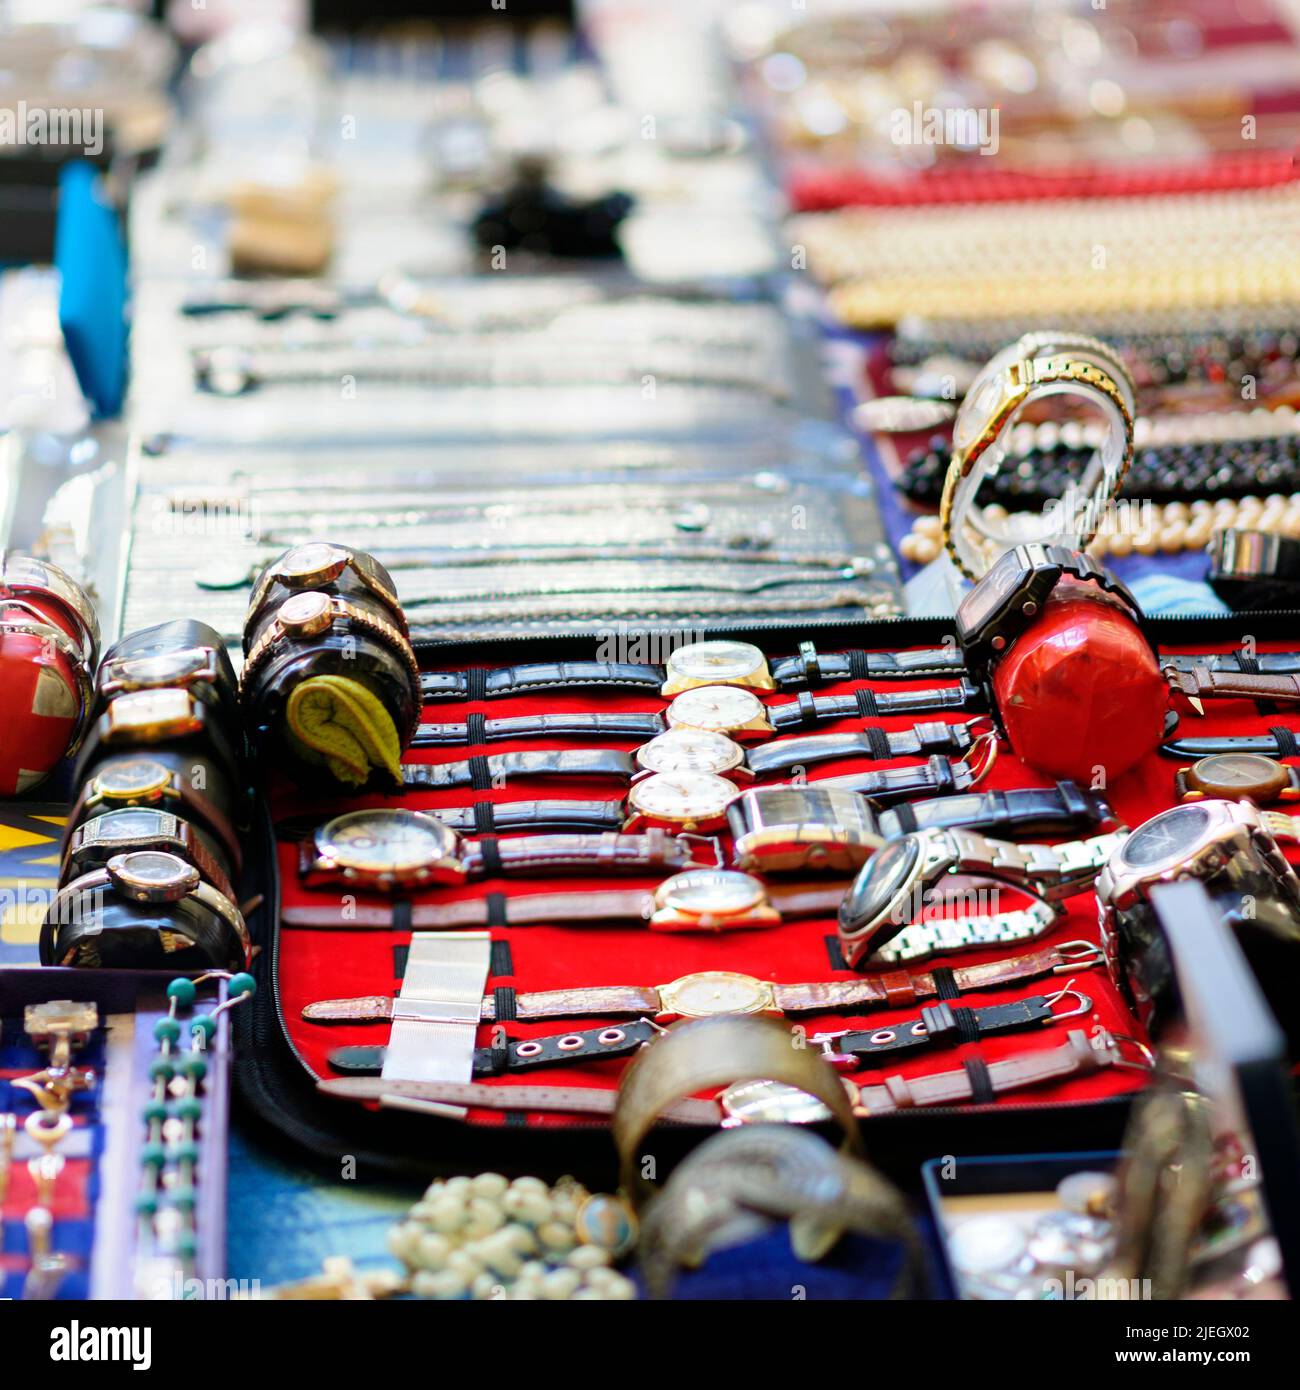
[658,869,766,916]
[665,684,766,733]
[667,639,765,683]
[627,772,737,824]
[636,728,745,775]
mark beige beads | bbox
[901,493,1300,564]
[389,1173,638,1302]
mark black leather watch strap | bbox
[402,749,635,790]
[878,781,1113,839]
[421,662,663,701]
[766,681,981,730]
[770,642,966,687]
[809,755,971,805]
[747,721,975,776]
[828,993,1058,1062]
[1162,729,1300,759]
[328,1019,659,1078]
[427,800,626,833]
[413,710,667,747]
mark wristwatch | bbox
[319,1028,1140,1123]
[42,850,249,969]
[241,590,420,714]
[418,639,775,702]
[246,542,406,637]
[298,808,698,890]
[78,686,243,782]
[1,552,100,662]
[663,680,981,741]
[955,543,1148,703]
[727,781,1115,874]
[65,754,243,873]
[300,940,1108,1024]
[1175,753,1300,806]
[623,771,739,833]
[96,621,238,724]
[613,1016,862,1204]
[635,728,750,778]
[1207,528,1300,610]
[62,806,237,904]
[281,869,848,933]
[1096,800,1300,1036]
[940,340,1136,580]
[837,827,1126,967]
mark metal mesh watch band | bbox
[945,827,1128,900]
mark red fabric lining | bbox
[274,640,1293,1127]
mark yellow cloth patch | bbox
[285,675,403,788]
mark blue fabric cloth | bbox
[55,161,127,419]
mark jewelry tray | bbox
[234,612,1300,1187]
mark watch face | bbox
[627,772,737,825]
[636,728,745,776]
[657,869,766,916]
[952,371,1007,452]
[663,970,772,1017]
[665,685,766,734]
[107,850,198,897]
[955,546,1030,640]
[840,834,921,931]
[734,787,877,836]
[82,807,170,843]
[278,590,334,634]
[111,649,209,686]
[318,809,458,876]
[106,687,196,736]
[666,640,765,684]
[1119,804,1214,871]
[93,758,172,799]
[276,542,347,584]
[1191,753,1285,794]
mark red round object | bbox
[0,621,85,793]
[991,581,1167,784]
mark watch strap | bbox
[1163,731,1300,759]
[412,711,667,747]
[1165,651,1300,676]
[420,662,663,701]
[460,829,695,878]
[282,889,654,931]
[613,1014,862,1202]
[1165,662,1300,706]
[770,643,965,687]
[767,683,980,730]
[747,721,974,776]
[297,942,1105,1025]
[318,1075,722,1125]
[380,931,493,1119]
[421,800,626,834]
[871,900,1061,965]
[877,781,1112,839]
[401,749,635,790]
[829,993,1059,1062]
[809,755,970,805]
[327,1019,660,1078]
[854,1028,1106,1115]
